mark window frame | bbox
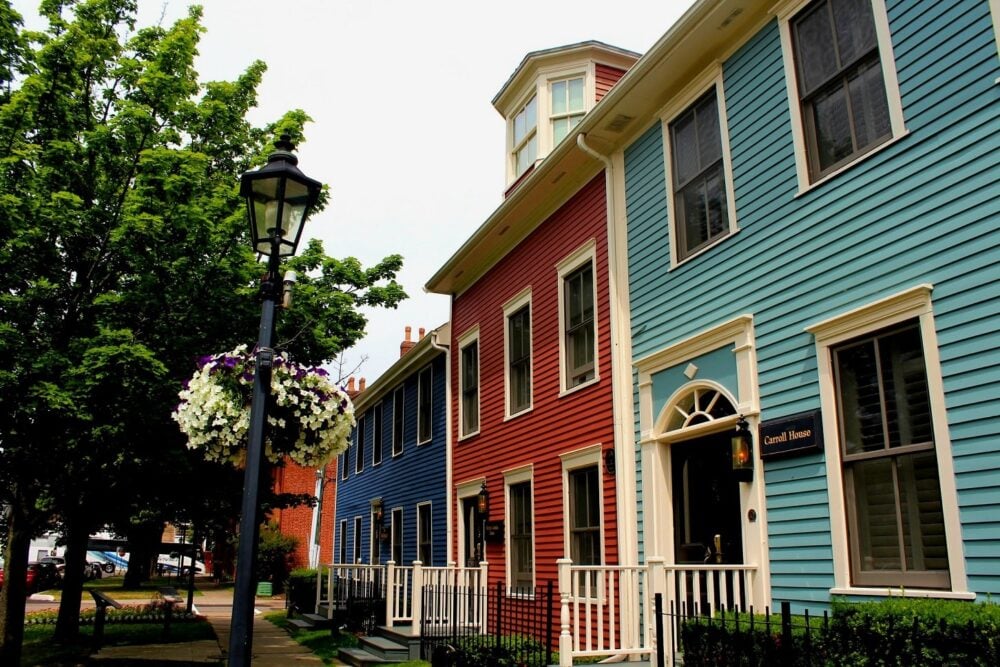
[458,327,481,440]
[557,241,599,394]
[392,386,404,457]
[503,288,533,418]
[353,516,362,564]
[338,519,347,564]
[373,402,384,466]
[510,93,538,179]
[339,450,348,481]
[660,69,739,267]
[560,445,605,569]
[776,0,906,192]
[417,365,433,445]
[390,507,404,565]
[504,465,535,594]
[417,502,433,565]
[806,284,970,598]
[355,413,366,474]
[370,504,381,565]
[549,75,586,147]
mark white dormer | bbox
[493,41,640,189]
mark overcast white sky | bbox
[15,0,695,381]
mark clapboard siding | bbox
[450,174,618,589]
[623,0,1000,607]
[334,353,448,566]
[595,64,628,102]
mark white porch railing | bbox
[386,560,489,636]
[558,558,759,667]
[316,563,385,620]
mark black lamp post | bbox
[228,136,322,667]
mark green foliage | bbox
[286,567,320,614]
[679,598,1000,667]
[264,610,359,664]
[443,633,551,667]
[257,522,297,592]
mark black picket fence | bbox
[422,580,555,667]
[655,595,830,667]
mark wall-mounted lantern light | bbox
[732,415,754,482]
[477,482,490,519]
[604,448,616,476]
[371,497,384,529]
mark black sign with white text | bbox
[759,410,823,460]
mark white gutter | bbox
[429,322,453,564]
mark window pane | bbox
[569,78,584,111]
[516,134,536,176]
[680,180,708,250]
[812,81,853,171]
[848,60,891,152]
[671,112,699,187]
[510,482,533,588]
[461,342,479,434]
[879,326,933,448]
[696,93,722,167]
[897,452,948,572]
[851,457,900,572]
[418,367,432,442]
[832,0,877,66]
[552,80,567,115]
[569,467,600,566]
[836,339,886,455]
[794,2,837,93]
[525,96,537,131]
[553,117,569,145]
[373,404,383,465]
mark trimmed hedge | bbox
[680,598,1000,667]
[25,602,198,626]
[286,567,320,616]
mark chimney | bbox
[419,327,426,339]
[359,377,367,392]
[347,377,356,393]
[400,325,416,357]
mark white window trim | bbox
[775,0,907,194]
[338,519,347,564]
[504,464,535,594]
[416,501,433,565]
[372,402,384,467]
[560,444,605,565]
[548,73,589,147]
[458,326,481,440]
[659,65,739,269]
[990,0,1000,83]
[417,365,433,445]
[503,287,534,419]
[557,240,600,395]
[355,414,366,474]
[509,92,538,181]
[390,507,404,565]
[805,284,970,598]
[392,386,405,458]
[353,516,363,564]
[457,477,486,567]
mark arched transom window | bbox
[664,385,737,432]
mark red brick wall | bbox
[272,459,337,569]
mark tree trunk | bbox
[123,522,161,589]
[0,505,33,666]
[54,517,91,642]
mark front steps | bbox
[339,626,422,666]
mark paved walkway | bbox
[88,586,330,665]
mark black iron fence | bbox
[422,580,555,667]
[655,595,830,667]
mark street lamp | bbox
[228,135,322,667]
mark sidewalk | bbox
[88,585,328,665]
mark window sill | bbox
[796,130,910,197]
[669,228,740,272]
[829,586,976,601]
[559,376,599,398]
[504,406,533,422]
[417,438,431,446]
[457,430,480,442]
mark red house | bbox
[425,42,639,603]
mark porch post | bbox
[314,566,322,617]
[410,561,424,637]
[647,557,668,657]
[385,561,396,628]
[477,561,489,633]
[557,558,573,667]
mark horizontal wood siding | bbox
[595,64,628,102]
[623,0,1000,606]
[451,174,618,589]
[334,353,448,566]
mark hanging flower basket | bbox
[173,345,354,467]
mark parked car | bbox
[0,561,61,595]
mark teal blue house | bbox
[562,0,998,610]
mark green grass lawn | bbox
[20,617,216,666]
[263,611,362,665]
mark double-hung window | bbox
[460,332,480,437]
[392,386,404,456]
[833,322,949,588]
[417,366,432,444]
[668,87,733,261]
[508,481,534,591]
[551,77,585,145]
[564,262,595,388]
[373,402,383,466]
[504,290,532,416]
[569,466,601,569]
[355,414,366,474]
[417,503,432,565]
[353,516,362,564]
[338,520,347,564]
[512,95,537,178]
[781,0,904,186]
[391,508,403,565]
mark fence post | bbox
[557,558,573,667]
[781,601,792,667]
[655,593,665,667]
[385,560,396,629]
[478,560,489,633]
[495,580,503,650]
[546,579,555,667]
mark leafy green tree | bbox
[0,1,405,660]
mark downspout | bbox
[429,320,452,566]
[576,133,638,570]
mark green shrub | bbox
[679,598,1000,667]
[286,567,320,615]
[442,633,550,667]
[257,521,297,593]
[826,597,1000,666]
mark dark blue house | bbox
[333,324,450,567]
